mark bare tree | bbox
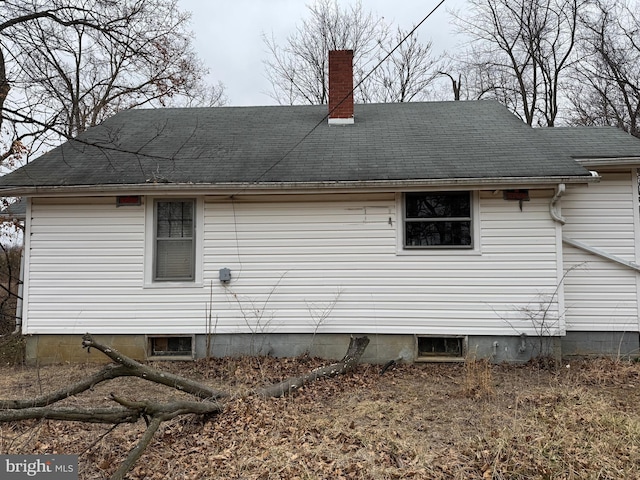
[569,0,640,136]
[452,0,582,126]
[362,27,442,103]
[263,0,388,105]
[0,0,225,165]
[0,242,21,336]
[263,0,442,105]
[437,70,463,101]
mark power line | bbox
[248,0,448,187]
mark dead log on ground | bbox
[82,334,228,400]
[0,364,134,409]
[108,396,225,480]
[1,333,370,480]
[256,336,370,397]
[0,406,141,424]
[0,398,223,424]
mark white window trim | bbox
[395,191,481,256]
[144,196,203,288]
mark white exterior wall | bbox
[562,171,640,332]
[23,191,563,336]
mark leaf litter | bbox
[1,356,639,479]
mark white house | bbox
[1,50,640,364]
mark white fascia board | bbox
[0,175,599,198]
[575,157,640,167]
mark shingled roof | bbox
[1,100,634,194]
[535,126,640,160]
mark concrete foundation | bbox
[196,333,418,364]
[26,334,147,364]
[561,331,640,359]
[466,335,562,364]
[23,332,608,365]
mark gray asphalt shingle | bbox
[1,100,636,190]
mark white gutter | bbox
[562,237,640,273]
[575,157,640,167]
[0,175,599,197]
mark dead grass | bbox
[0,334,24,366]
[1,357,639,479]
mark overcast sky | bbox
[178,0,466,106]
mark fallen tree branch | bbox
[0,406,140,424]
[81,334,228,400]
[106,396,224,480]
[0,398,222,424]
[111,415,165,480]
[256,336,370,398]
[2,334,370,480]
[380,356,403,376]
[1,364,133,409]
[110,395,224,418]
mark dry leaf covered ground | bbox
[1,356,640,479]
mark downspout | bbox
[0,236,24,337]
[550,183,566,225]
[12,245,24,335]
[549,183,567,340]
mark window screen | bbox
[404,192,472,248]
[154,200,195,281]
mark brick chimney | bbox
[328,50,354,125]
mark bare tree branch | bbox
[568,0,640,136]
[263,1,445,105]
[451,0,582,126]
[0,0,225,168]
[81,334,229,400]
[256,336,370,397]
[1,333,371,479]
[0,364,132,409]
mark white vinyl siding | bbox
[22,191,562,336]
[25,198,145,333]
[562,171,640,332]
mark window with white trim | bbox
[154,199,195,281]
[404,192,472,248]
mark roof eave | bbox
[575,156,640,167]
[0,175,598,197]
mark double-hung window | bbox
[404,192,472,248]
[154,199,195,281]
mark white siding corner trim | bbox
[19,198,33,333]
